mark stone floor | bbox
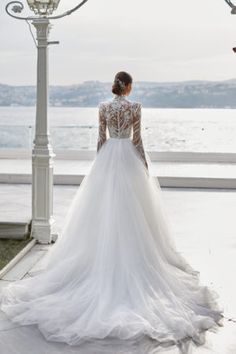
[0,184,236,353]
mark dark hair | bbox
[112,71,133,95]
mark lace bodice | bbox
[97,95,148,168]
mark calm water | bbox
[0,106,236,152]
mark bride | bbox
[0,71,223,347]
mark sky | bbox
[1,0,236,85]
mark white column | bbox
[31,18,55,244]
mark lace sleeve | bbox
[132,103,148,169]
[97,103,107,153]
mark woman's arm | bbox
[132,103,148,170]
[97,103,107,153]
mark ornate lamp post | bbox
[5,0,89,243]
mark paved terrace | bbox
[0,182,236,353]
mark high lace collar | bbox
[114,95,127,100]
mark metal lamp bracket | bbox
[224,0,236,14]
[47,41,59,45]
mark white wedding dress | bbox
[0,95,222,347]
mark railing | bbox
[1,124,236,153]
[0,125,34,150]
[0,125,97,150]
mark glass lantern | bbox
[26,0,61,16]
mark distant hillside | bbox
[1,79,236,108]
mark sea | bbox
[0,106,236,152]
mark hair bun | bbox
[111,71,133,96]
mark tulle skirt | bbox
[0,137,223,346]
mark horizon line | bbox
[1,78,236,87]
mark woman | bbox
[0,71,223,347]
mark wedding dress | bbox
[0,95,223,347]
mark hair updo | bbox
[112,71,133,96]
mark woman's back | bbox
[97,94,148,168]
[99,95,140,139]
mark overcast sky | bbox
[1,0,236,85]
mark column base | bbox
[31,217,56,244]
